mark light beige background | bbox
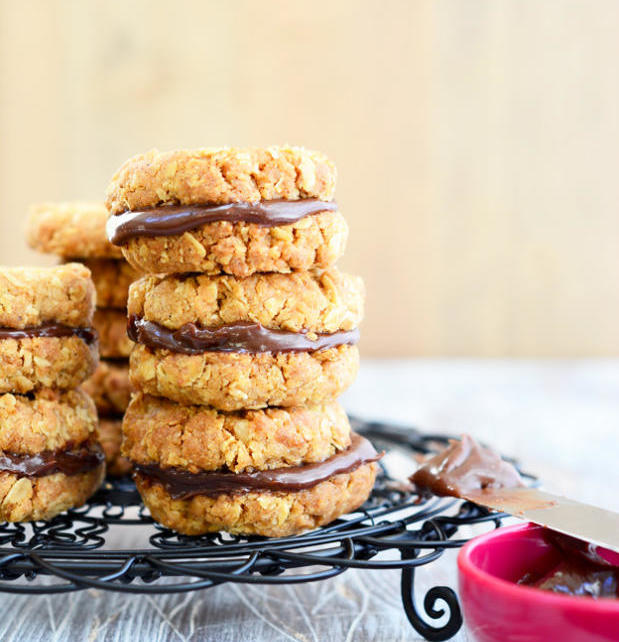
[1,0,618,357]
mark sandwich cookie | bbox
[0,264,97,393]
[124,394,379,536]
[82,258,142,309]
[106,147,347,277]
[28,202,123,259]
[94,309,133,359]
[0,388,104,521]
[127,269,364,409]
[83,361,133,476]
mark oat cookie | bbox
[0,334,97,393]
[99,418,132,477]
[105,147,342,276]
[82,359,132,416]
[136,463,377,537]
[94,309,132,358]
[0,264,95,328]
[127,269,362,408]
[0,388,102,521]
[123,394,351,473]
[128,270,364,334]
[0,465,105,522]
[0,388,97,454]
[129,344,358,410]
[105,146,336,215]
[83,259,141,309]
[28,202,123,259]
[115,211,347,277]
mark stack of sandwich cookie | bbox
[0,264,104,521]
[107,146,380,536]
[28,202,139,475]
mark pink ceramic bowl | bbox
[458,523,619,642]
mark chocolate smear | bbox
[107,199,337,245]
[127,316,359,355]
[135,433,382,499]
[0,323,96,345]
[0,443,104,478]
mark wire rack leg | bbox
[399,554,463,641]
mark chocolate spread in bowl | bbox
[519,531,619,598]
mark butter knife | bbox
[463,487,619,560]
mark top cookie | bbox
[28,202,123,259]
[105,146,336,215]
[0,263,95,328]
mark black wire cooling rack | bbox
[0,417,535,642]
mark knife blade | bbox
[463,487,619,558]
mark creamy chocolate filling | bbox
[0,443,105,478]
[134,433,381,499]
[410,434,525,498]
[127,316,359,355]
[519,531,619,598]
[107,199,338,245]
[0,323,97,345]
[522,560,618,598]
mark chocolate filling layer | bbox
[107,199,338,245]
[410,434,524,498]
[519,531,619,598]
[127,316,359,355]
[134,433,381,499]
[521,560,618,598]
[0,443,105,478]
[0,323,97,345]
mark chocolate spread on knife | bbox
[0,323,97,345]
[0,443,105,478]
[107,199,337,245]
[410,434,524,498]
[127,316,359,355]
[134,433,382,499]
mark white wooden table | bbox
[2,359,617,642]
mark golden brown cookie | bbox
[0,264,95,328]
[129,344,359,410]
[82,359,132,416]
[94,309,132,358]
[0,334,97,394]
[135,463,377,537]
[114,211,347,277]
[0,388,103,521]
[27,202,123,259]
[0,388,97,454]
[127,269,362,408]
[105,147,336,215]
[122,394,351,473]
[128,270,364,334]
[0,465,105,522]
[82,259,141,309]
[99,418,132,477]
[105,147,342,276]
[0,460,105,522]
